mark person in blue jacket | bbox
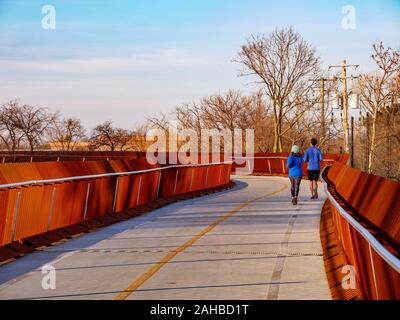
[303,138,323,200]
[287,145,303,205]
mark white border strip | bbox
[0,162,231,189]
[321,166,400,273]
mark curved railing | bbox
[320,165,400,300]
[0,161,232,247]
[233,153,343,175]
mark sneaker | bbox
[291,197,295,205]
[293,197,298,205]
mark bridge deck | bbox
[0,176,330,300]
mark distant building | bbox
[47,141,91,151]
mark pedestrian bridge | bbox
[0,153,398,300]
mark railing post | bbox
[11,191,21,242]
[156,171,162,198]
[281,159,286,174]
[268,159,271,174]
[205,166,209,187]
[112,177,119,213]
[173,169,179,194]
[136,175,142,206]
[83,183,91,220]
[346,221,354,256]
[47,186,56,231]
[368,244,380,300]
[189,167,194,191]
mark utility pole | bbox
[342,61,349,153]
[329,60,359,155]
[350,116,354,167]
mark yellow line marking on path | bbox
[113,180,288,300]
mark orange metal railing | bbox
[232,153,349,176]
[321,163,400,300]
[0,159,232,247]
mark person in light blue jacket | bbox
[287,145,303,205]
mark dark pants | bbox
[289,176,302,197]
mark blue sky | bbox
[0,0,399,129]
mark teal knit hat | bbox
[291,145,300,153]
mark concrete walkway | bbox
[0,176,331,300]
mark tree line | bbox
[0,102,148,152]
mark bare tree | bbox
[176,102,203,137]
[90,121,131,151]
[0,100,25,151]
[236,90,272,152]
[237,26,321,151]
[147,113,173,151]
[50,117,86,151]
[0,101,57,152]
[358,42,400,173]
[281,74,342,153]
[147,113,170,132]
[388,73,400,144]
[130,123,149,151]
[176,90,269,152]
[200,90,253,132]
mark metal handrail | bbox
[0,162,231,189]
[321,166,400,273]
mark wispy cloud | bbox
[0,49,211,75]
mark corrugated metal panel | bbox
[325,165,400,300]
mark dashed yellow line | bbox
[113,180,288,300]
